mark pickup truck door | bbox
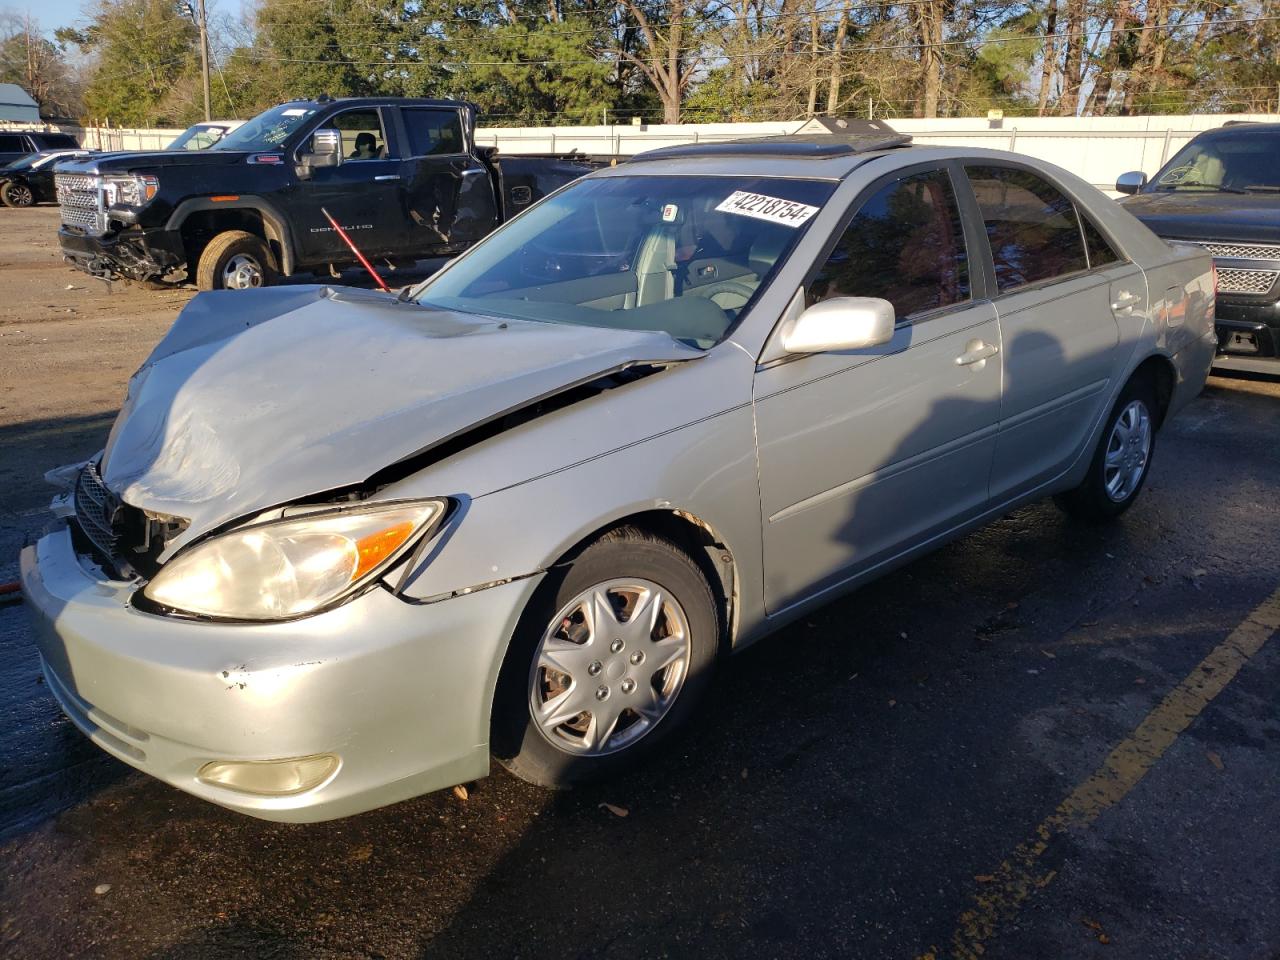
[395,106,499,251]
[294,107,405,265]
[754,165,1002,614]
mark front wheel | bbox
[195,230,278,291]
[1,181,35,208]
[492,528,719,788]
[1055,377,1157,521]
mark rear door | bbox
[754,164,1002,613]
[396,106,498,252]
[293,107,405,264]
[960,164,1140,501]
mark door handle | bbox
[1111,291,1141,312]
[955,341,1000,366]
[374,174,401,181]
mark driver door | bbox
[294,107,405,264]
[754,165,1002,613]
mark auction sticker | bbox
[715,191,819,227]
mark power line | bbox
[242,0,972,29]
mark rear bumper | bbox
[20,525,540,821]
[59,225,185,282]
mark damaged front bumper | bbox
[20,525,542,821]
[58,225,185,283]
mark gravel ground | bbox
[1,206,1278,960]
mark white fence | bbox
[476,113,1278,192]
[5,113,1277,191]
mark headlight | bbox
[142,500,445,620]
[102,174,159,207]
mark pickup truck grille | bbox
[1216,268,1278,296]
[1199,241,1280,261]
[56,173,106,235]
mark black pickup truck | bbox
[1117,122,1280,375]
[55,97,600,290]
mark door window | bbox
[402,108,464,157]
[810,168,970,319]
[965,165,1090,292]
[333,110,389,161]
[0,134,25,153]
[1080,215,1122,268]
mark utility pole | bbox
[196,0,211,121]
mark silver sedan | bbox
[21,133,1217,821]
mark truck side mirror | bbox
[1115,171,1148,195]
[298,128,342,179]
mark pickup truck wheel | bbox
[1055,376,1157,521]
[492,528,718,788]
[196,230,277,291]
[1,181,34,207]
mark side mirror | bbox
[780,296,896,355]
[298,128,342,178]
[1115,171,1148,195]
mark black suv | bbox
[0,130,80,167]
[1117,122,1280,375]
[54,97,599,290]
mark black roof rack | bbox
[630,118,912,162]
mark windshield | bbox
[414,174,835,347]
[212,103,319,152]
[168,124,229,150]
[1151,129,1280,193]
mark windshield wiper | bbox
[1162,181,1247,194]
[1242,184,1280,193]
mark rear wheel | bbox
[195,230,277,291]
[492,528,719,788]
[1055,376,1157,521]
[1,181,34,208]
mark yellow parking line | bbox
[920,584,1280,960]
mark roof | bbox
[283,96,474,110]
[629,118,912,164]
[1199,121,1280,137]
[0,83,40,123]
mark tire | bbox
[194,230,277,291]
[1054,375,1158,521]
[492,527,719,788]
[1,181,35,208]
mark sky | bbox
[3,0,249,37]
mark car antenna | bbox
[320,207,390,292]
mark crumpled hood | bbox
[1121,191,1280,244]
[101,285,700,537]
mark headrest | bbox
[749,230,791,275]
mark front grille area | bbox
[1199,241,1280,261]
[70,462,188,579]
[1216,268,1279,296]
[73,460,121,563]
[56,173,105,234]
